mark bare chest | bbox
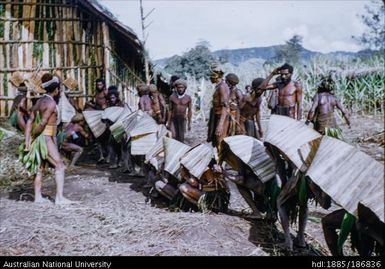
[279,83,296,97]
[172,96,190,106]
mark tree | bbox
[353,0,385,50]
[164,42,216,79]
[273,35,303,64]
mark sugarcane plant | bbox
[18,113,48,176]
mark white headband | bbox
[41,76,60,89]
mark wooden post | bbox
[102,22,110,85]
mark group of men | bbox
[9,62,382,256]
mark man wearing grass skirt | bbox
[306,73,351,136]
[305,74,364,256]
[24,73,75,205]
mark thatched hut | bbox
[0,0,146,117]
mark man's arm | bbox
[138,97,144,110]
[295,81,303,120]
[255,97,263,138]
[259,67,279,90]
[24,110,35,151]
[187,97,192,131]
[305,93,319,124]
[77,125,90,139]
[167,98,174,128]
[336,98,351,127]
[236,89,245,108]
[16,98,27,132]
[306,93,319,124]
[215,84,230,137]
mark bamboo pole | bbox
[0,73,4,117]
[68,5,74,80]
[102,22,110,85]
[0,1,76,7]
[54,2,61,71]
[0,65,103,72]
[4,2,10,69]
[28,0,36,69]
[0,17,98,22]
[11,4,19,68]
[42,2,49,67]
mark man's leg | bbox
[295,203,309,247]
[62,142,83,168]
[45,136,76,205]
[236,185,262,219]
[278,203,293,250]
[322,209,345,256]
[34,166,50,203]
[122,141,134,173]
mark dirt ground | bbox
[0,113,383,256]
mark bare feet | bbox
[294,236,307,248]
[281,238,293,251]
[55,196,79,205]
[34,197,52,204]
[109,164,118,169]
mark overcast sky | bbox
[99,0,372,60]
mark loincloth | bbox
[244,119,257,138]
[276,106,295,118]
[43,125,56,137]
[207,109,230,147]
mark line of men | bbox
[10,63,382,255]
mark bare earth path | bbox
[0,114,382,256]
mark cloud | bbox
[100,0,369,59]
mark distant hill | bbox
[153,45,373,67]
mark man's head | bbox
[95,78,105,92]
[71,113,85,125]
[251,78,264,97]
[41,73,60,102]
[225,73,239,88]
[317,74,335,93]
[245,85,251,93]
[278,63,294,84]
[209,64,224,84]
[107,89,120,106]
[136,84,149,96]
[174,79,187,96]
[149,84,158,96]
[170,75,180,88]
[18,83,28,95]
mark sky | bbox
[99,0,372,60]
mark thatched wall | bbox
[0,0,145,117]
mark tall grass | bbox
[164,55,384,117]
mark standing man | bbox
[207,65,230,147]
[306,74,350,134]
[260,63,303,120]
[85,78,108,110]
[24,74,74,204]
[149,84,167,124]
[225,73,243,136]
[239,78,264,139]
[167,79,192,142]
[137,84,152,113]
